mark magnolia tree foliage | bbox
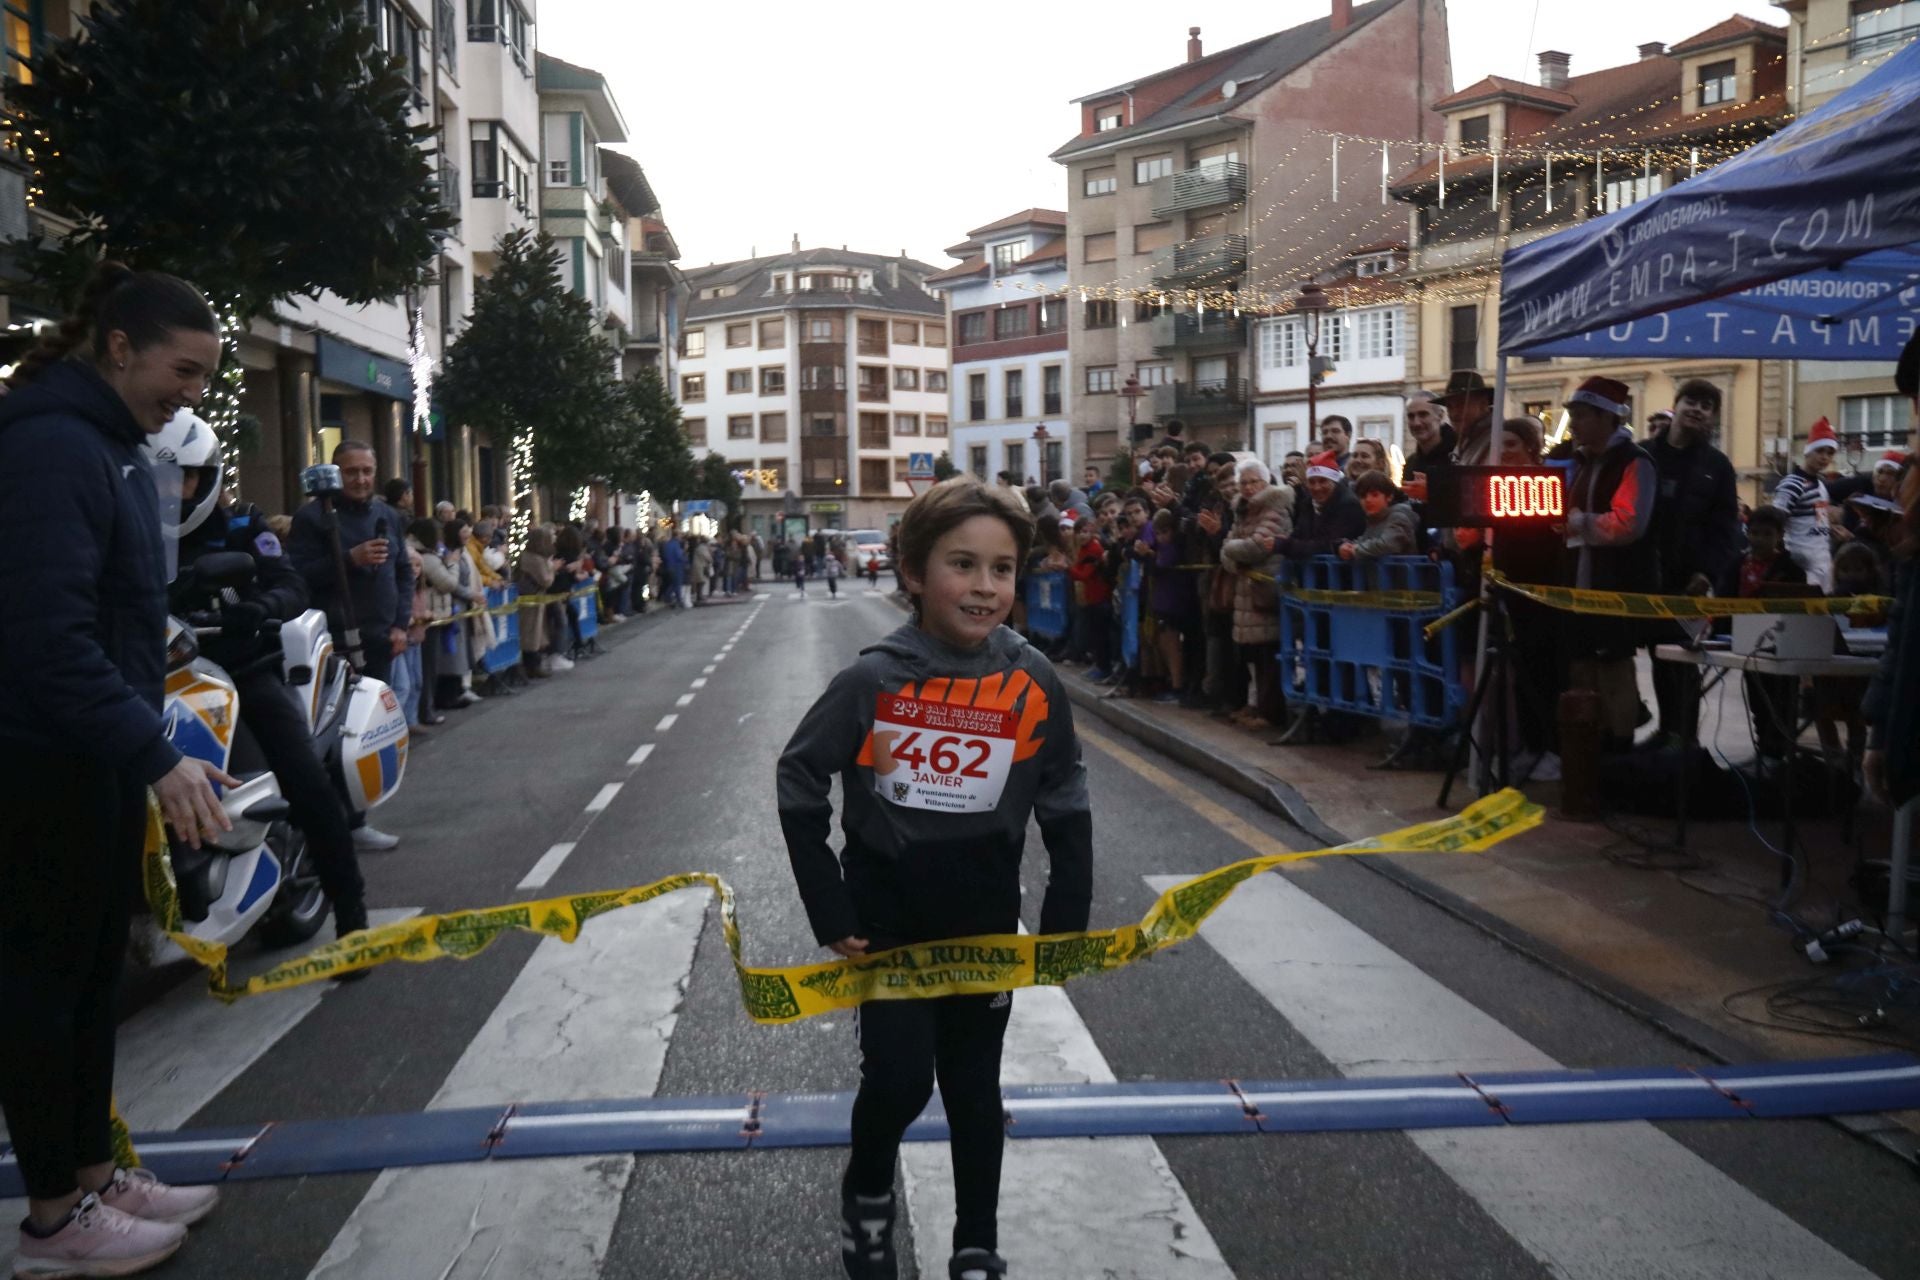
[5,0,451,319]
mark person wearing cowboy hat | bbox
[1437,370,1496,466]
[1772,416,1839,591]
[1560,375,1658,746]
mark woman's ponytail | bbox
[6,261,136,390]
[4,261,214,391]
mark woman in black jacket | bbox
[0,264,232,1273]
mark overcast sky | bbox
[536,0,1784,270]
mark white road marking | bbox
[702,665,717,675]
[584,783,622,813]
[308,894,707,1280]
[1149,873,1881,1280]
[517,842,578,890]
[0,910,420,1277]
[901,925,1231,1280]
[690,678,708,689]
[627,743,655,767]
[655,713,678,731]
[675,692,695,707]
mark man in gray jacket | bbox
[288,440,412,685]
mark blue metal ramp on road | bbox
[6,1055,1915,1194]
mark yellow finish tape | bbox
[147,789,1542,1023]
[1488,571,1891,620]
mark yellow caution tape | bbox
[1488,571,1891,620]
[147,789,1542,1023]
[420,589,584,631]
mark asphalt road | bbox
[12,578,1917,1280]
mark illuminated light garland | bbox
[508,428,534,559]
[408,306,433,436]
[569,486,590,525]
[198,301,248,501]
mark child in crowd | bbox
[824,548,844,598]
[1338,472,1416,560]
[777,477,1093,1280]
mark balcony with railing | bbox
[1150,161,1248,218]
[1155,234,1248,286]
[1150,311,1247,352]
[435,0,458,74]
[434,160,462,228]
[1150,377,1248,420]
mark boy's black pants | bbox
[845,990,1013,1252]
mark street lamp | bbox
[1032,423,1053,483]
[1296,282,1330,452]
[1119,374,1147,444]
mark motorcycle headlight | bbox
[165,625,199,672]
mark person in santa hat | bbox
[1560,374,1658,746]
[1283,450,1365,561]
[1772,417,1838,591]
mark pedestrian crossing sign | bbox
[908,452,935,478]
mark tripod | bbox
[1438,557,1552,807]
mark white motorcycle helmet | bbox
[142,409,224,539]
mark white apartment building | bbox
[677,247,950,536]
[536,51,629,375]
[1252,245,1410,469]
[927,210,1072,487]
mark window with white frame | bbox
[991,241,1028,273]
[1853,0,1920,55]
[1259,316,1343,369]
[1086,366,1116,394]
[1354,254,1397,277]
[1346,308,1397,361]
[1839,394,1912,450]
[1604,172,1665,213]
[1135,361,1172,388]
[1134,154,1174,184]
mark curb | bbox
[1061,680,1920,1166]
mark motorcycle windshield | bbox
[151,457,184,584]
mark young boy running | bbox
[777,477,1094,1280]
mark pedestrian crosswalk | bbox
[4,866,1903,1279]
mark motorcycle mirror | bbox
[190,551,256,591]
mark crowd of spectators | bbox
[276,446,780,739]
[1009,356,1919,799]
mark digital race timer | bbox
[1422,466,1567,527]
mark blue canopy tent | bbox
[1498,36,1920,368]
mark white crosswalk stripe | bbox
[306,892,706,1279]
[0,909,419,1276]
[1148,873,1881,1280]
[900,926,1232,1279]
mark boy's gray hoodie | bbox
[777,622,1092,947]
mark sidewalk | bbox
[1063,661,1918,1145]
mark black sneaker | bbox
[949,1247,1007,1279]
[839,1190,897,1280]
[331,900,372,984]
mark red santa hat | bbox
[1306,451,1343,483]
[1875,449,1907,472]
[1803,416,1838,456]
[1566,375,1632,421]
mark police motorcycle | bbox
[138,416,408,961]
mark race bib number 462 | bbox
[871,692,1015,813]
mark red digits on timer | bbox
[1487,474,1562,519]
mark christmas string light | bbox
[408,306,434,436]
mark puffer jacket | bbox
[1349,502,1418,559]
[1221,483,1294,645]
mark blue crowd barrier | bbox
[571,584,600,643]
[479,585,521,675]
[1118,559,1142,669]
[1025,571,1070,640]
[1278,556,1465,730]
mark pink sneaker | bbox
[96,1167,220,1228]
[12,1193,186,1277]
